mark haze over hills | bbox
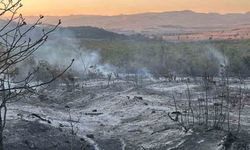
[0,18,131,40]
[23,11,250,34]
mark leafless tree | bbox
[0,0,74,149]
[66,107,81,150]
[202,72,209,128]
[237,76,245,133]
[168,92,190,132]
[185,82,194,125]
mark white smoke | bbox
[206,46,228,67]
[137,68,153,78]
[31,27,117,76]
[206,45,229,76]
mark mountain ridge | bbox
[22,10,250,35]
[23,10,250,18]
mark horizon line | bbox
[21,10,250,17]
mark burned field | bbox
[1,1,250,149]
[4,75,250,150]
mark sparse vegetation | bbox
[80,39,250,78]
[0,1,250,150]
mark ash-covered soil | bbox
[4,120,94,150]
[4,78,250,150]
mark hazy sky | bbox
[21,0,250,16]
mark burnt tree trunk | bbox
[0,108,4,150]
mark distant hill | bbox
[61,26,128,39]
[24,10,250,35]
[0,18,131,40]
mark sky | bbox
[20,0,250,16]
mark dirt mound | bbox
[4,120,94,150]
